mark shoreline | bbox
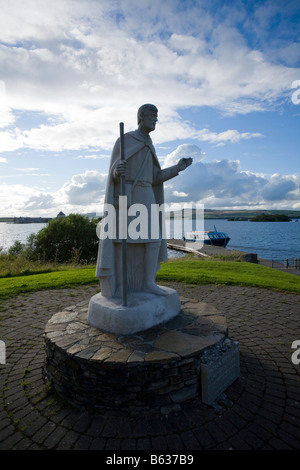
[167,238,300,276]
[167,238,256,259]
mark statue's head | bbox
[137,104,158,124]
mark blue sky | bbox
[0,0,299,217]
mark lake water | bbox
[0,218,299,261]
[0,222,48,252]
[167,218,300,261]
[204,219,300,261]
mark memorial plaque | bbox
[201,340,240,405]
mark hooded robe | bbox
[96,128,179,297]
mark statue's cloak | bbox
[95,129,172,280]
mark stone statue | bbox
[88,104,192,334]
[95,104,192,298]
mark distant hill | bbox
[166,209,300,220]
[205,209,300,220]
[0,213,101,223]
[2,209,300,224]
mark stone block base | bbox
[43,296,240,413]
[87,286,181,335]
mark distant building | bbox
[56,211,66,218]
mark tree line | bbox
[250,213,291,222]
[4,214,100,264]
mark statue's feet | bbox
[144,283,168,296]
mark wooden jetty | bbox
[167,240,209,257]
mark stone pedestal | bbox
[43,296,240,413]
[87,286,181,335]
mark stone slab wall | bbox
[44,297,239,413]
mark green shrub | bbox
[27,214,100,264]
[8,240,25,256]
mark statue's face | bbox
[140,111,158,133]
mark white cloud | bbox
[0,170,108,217]
[0,80,15,129]
[59,170,107,206]
[0,129,25,152]
[261,174,298,201]
[23,193,55,211]
[196,129,264,146]
[0,1,299,216]
[76,154,109,160]
[0,0,298,155]
[0,183,47,216]
[1,157,300,218]
[14,167,41,172]
[163,144,205,167]
[162,146,300,209]
[173,190,188,197]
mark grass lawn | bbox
[0,267,98,300]
[157,257,300,294]
[0,256,299,300]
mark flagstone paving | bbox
[0,281,299,450]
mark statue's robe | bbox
[96,128,179,297]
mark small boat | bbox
[183,226,230,247]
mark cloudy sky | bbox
[0,0,299,217]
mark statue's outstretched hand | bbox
[177,157,193,172]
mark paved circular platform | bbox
[44,296,229,412]
[1,281,299,450]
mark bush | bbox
[8,240,25,257]
[27,214,100,264]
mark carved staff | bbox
[119,122,127,306]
